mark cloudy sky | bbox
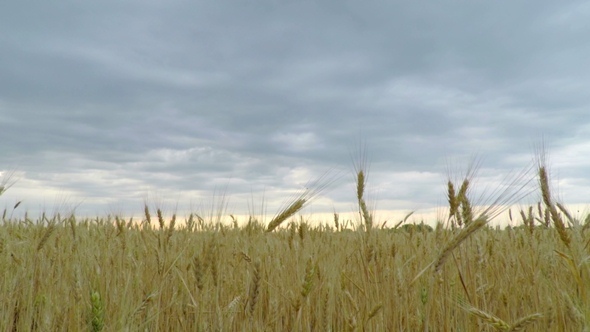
[1,1,589,224]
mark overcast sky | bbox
[1,1,590,224]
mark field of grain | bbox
[0,159,588,331]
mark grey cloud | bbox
[2,1,590,217]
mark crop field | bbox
[0,158,589,331]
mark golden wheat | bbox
[248,260,261,317]
[434,216,488,273]
[266,198,305,232]
[0,149,588,330]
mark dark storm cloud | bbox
[1,1,590,218]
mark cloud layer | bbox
[1,1,589,221]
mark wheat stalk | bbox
[132,292,157,318]
[434,216,488,273]
[301,257,315,298]
[538,166,570,248]
[457,178,469,203]
[356,170,365,202]
[266,171,337,232]
[203,239,219,287]
[508,313,543,331]
[447,181,458,222]
[37,222,56,251]
[144,204,151,225]
[266,198,305,232]
[248,260,261,317]
[322,289,331,331]
[157,208,164,230]
[460,191,474,226]
[193,255,204,291]
[359,198,372,231]
[298,221,307,242]
[366,304,383,323]
[464,305,510,331]
[90,290,105,332]
[352,146,373,231]
[166,214,176,246]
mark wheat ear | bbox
[144,204,151,226]
[248,261,261,316]
[539,166,570,248]
[90,290,105,332]
[508,313,543,332]
[434,216,488,273]
[464,306,510,331]
[266,199,305,232]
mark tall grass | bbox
[0,152,588,330]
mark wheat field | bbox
[0,158,589,331]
